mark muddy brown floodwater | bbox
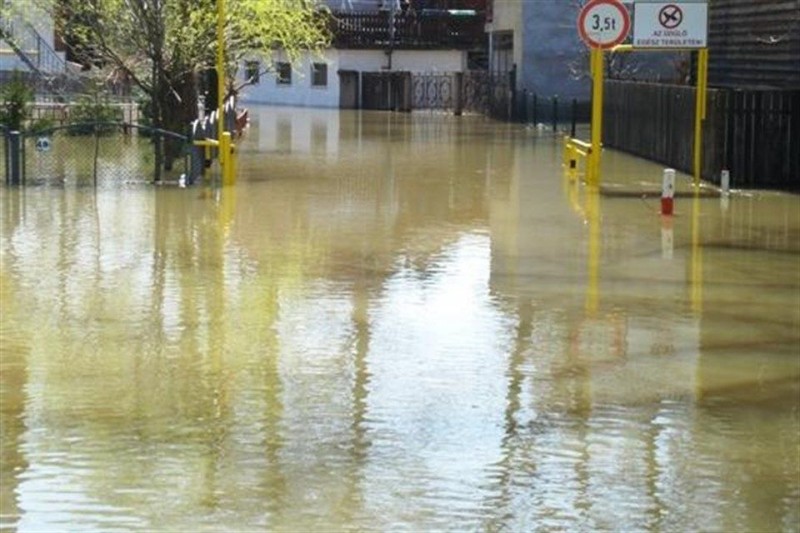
[1,106,799,532]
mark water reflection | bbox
[1,107,798,531]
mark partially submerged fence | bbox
[3,122,194,186]
[189,96,242,182]
[384,70,588,131]
[604,80,800,190]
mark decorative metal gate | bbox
[409,71,501,116]
[412,74,455,111]
[462,71,491,115]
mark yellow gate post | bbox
[215,0,237,186]
[692,48,709,186]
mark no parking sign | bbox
[633,0,708,48]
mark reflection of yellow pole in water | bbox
[564,167,586,218]
[691,190,703,314]
[585,185,600,315]
[202,177,231,507]
[218,187,236,235]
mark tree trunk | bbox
[158,70,197,172]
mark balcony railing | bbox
[329,10,486,50]
[0,15,67,75]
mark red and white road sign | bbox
[578,0,631,49]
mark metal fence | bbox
[604,80,800,190]
[3,122,194,186]
[1,125,8,183]
[330,10,486,50]
[408,71,498,115]
[412,73,455,110]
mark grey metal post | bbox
[8,131,22,185]
[552,96,559,132]
[454,72,464,116]
[189,120,204,185]
[571,98,577,138]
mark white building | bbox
[237,2,485,109]
[238,48,466,109]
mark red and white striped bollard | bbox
[661,168,676,216]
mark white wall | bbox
[486,1,520,34]
[0,52,31,73]
[238,51,341,107]
[239,48,467,108]
[338,49,465,72]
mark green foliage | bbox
[0,71,33,130]
[45,0,330,130]
[28,117,57,135]
[67,93,123,135]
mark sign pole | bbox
[589,47,604,186]
[577,0,629,186]
[692,48,708,186]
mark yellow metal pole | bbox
[217,0,227,184]
[692,48,708,186]
[589,47,604,186]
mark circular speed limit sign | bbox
[578,0,631,49]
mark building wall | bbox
[239,51,341,108]
[488,0,588,100]
[239,49,466,107]
[521,0,588,100]
[489,0,684,101]
[485,0,522,75]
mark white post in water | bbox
[662,168,676,216]
[720,169,730,195]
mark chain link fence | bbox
[1,125,8,181]
[3,122,196,186]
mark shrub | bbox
[67,93,123,135]
[0,71,33,130]
[28,117,56,135]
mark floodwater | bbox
[1,107,799,532]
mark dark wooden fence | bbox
[330,10,485,49]
[604,80,800,190]
[708,0,800,89]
